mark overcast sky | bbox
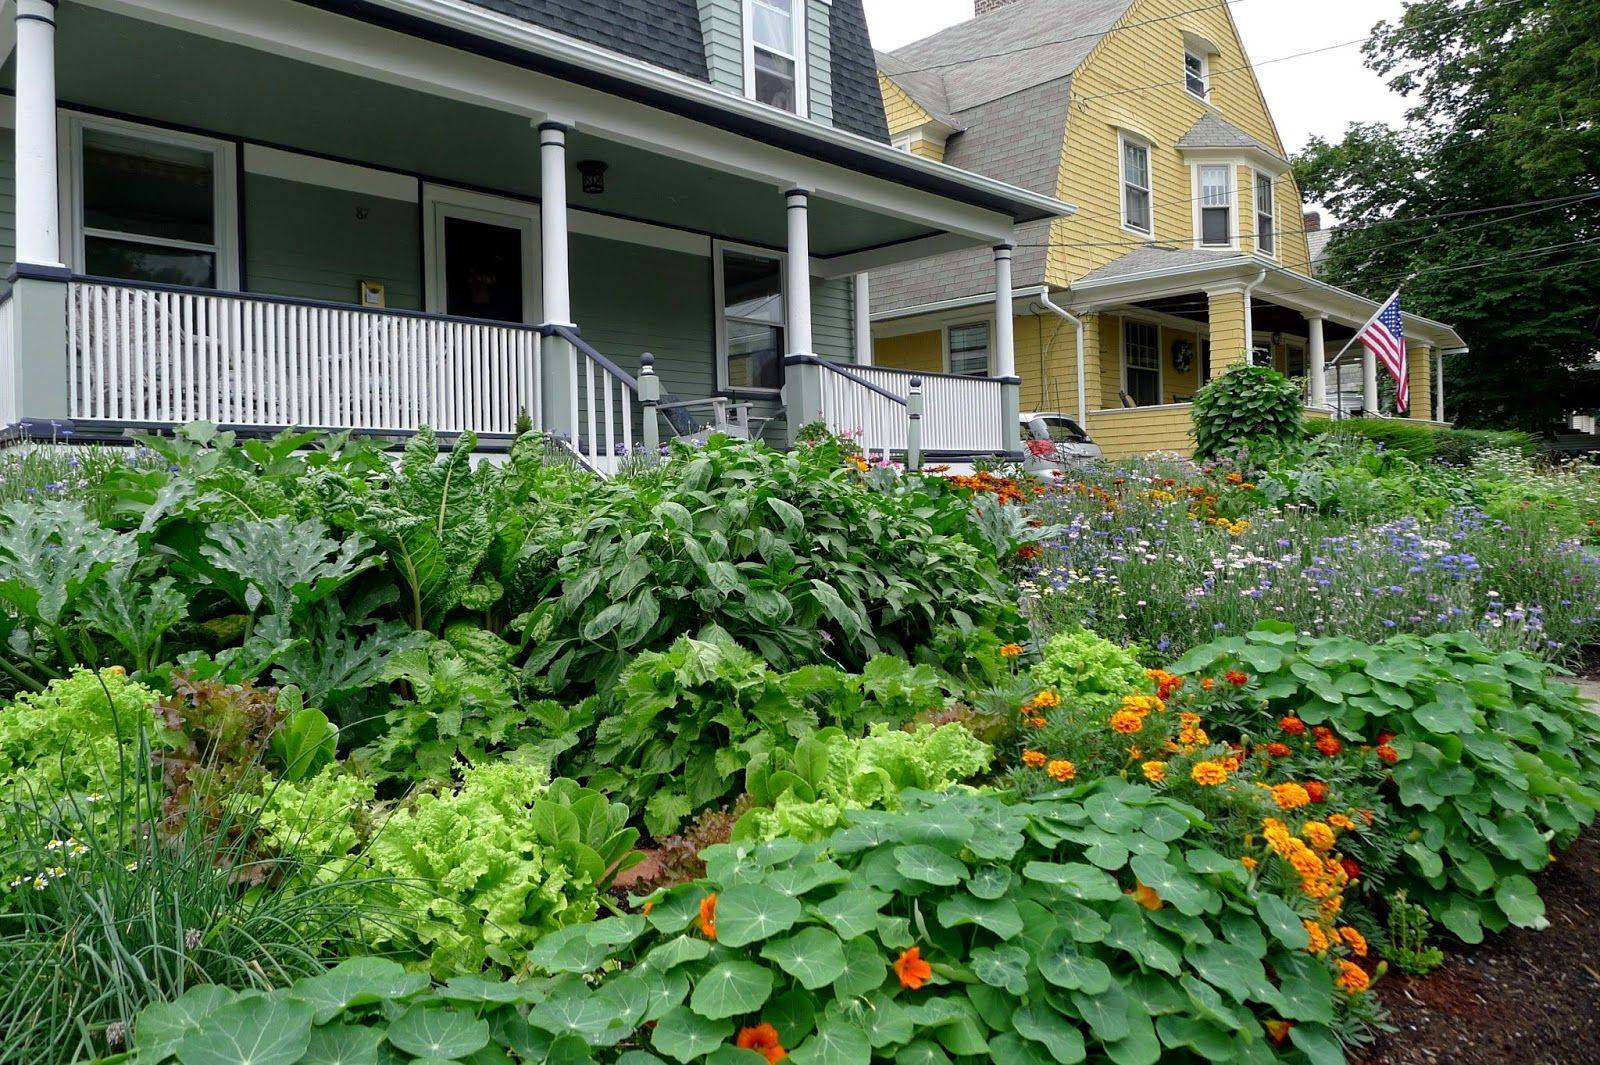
[862,0,1414,154]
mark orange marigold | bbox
[1190,760,1229,786]
[1201,677,1215,690]
[1000,643,1025,658]
[1336,959,1370,994]
[736,1024,788,1064]
[1121,694,1164,716]
[1022,750,1047,768]
[1272,783,1312,810]
[1178,711,1202,728]
[697,893,718,940]
[1033,690,1062,709]
[1377,744,1400,764]
[1141,760,1167,783]
[1339,926,1368,956]
[1279,716,1307,736]
[1047,759,1077,783]
[1028,716,1048,729]
[1109,711,1144,734]
[1225,670,1249,686]
[1328,813,1355,831]
[1315,735,1344,757]
[1303,920,1331,954]
[1265,742,1291,757]
[1304,781,1329,803]
[1302,821,1336,852]
[894,947,933,990]
[1240,855,1258,870]
[1178,725,1210,750]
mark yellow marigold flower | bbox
[1047,759,1076,783]
[1335,959,1370,993]
[1178,712,1202,728]
[1128,882,1163,910]
[1338,927,1368,957]
[1000,643,1025,658]
[1126,745,1143,760]
[1328,813,1355,831]
[1320,895,1345,919]
[1289,844,1324,880]
[1240,856,1258,870]
[1190,760,1229,786]
[1028,716,1048,729]
[1141,760,1167,783]
[1302,821,1336,852]
[1120,694,1164,716]
[1033,690,1062,709]
[1303,920,1330,954]
[1272,783,1312,811]
[1110,711,1144,735]
[1022,750,1046,768]
[1178,726,1210,750]
[1221,755,1241,772]
[1299,875,1335,900]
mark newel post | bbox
[906,376,924,473]
[638,352,661,462]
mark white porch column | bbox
[852,272,872,365]
[1434,350,1446,422]
[538,121,576,440]
[1361,346,1379,415]
[782,188,821,444]
[994,242,1021,453]
[1306,314,1326,408]
[14,0,60,266]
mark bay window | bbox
[1198,164,1233,247]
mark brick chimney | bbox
[1303,211,1322,232]
[975,0,1023,15]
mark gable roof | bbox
[1176,113,1285,161]
[461,0,890,141]
[883,0,1135,115]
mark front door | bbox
[424,187,540,324]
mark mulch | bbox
[1354,823,1600,1065]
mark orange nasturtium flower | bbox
[894,947,933,990]
[1264,1020,1293,1046]
[1128,882,1163,910]
[1046,759,1077,783]
[736,1023,788,1064]
[697,893,718,940]
[1022,750,1047,768]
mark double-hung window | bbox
[1254,172,1276,257]
[1184,50,1209,99]
[1198,164,1233,247]
[948,322,991,377]
[747,0,804,114]
[720,248,786,391]
[1121,137,1152,234]
[1123,320,1160,407]
[70,119,237,289]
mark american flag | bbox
[1357,291,1409,412]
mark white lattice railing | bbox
[67,279,543,435]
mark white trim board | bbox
[243,144,420,202]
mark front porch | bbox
[0,0,1063,468]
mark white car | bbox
[1021,412,1101,472]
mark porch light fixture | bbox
[577,160,608,195]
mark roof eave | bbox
[308,0,1076,224]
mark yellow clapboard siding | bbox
[1407,345,1434,421]
[1087,406,1196,459]
[879,74,933,138]
[874,330,943,374]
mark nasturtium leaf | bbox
[761,927,848,990]
[832,935,887,998]
[1038,930,1113,995]
[1267,952,1335,1024]
[530,977,634,1044]
[644,886,705,934]
[1021,862,1121,901]
[1071,980,1135,1042]
[1184,941,1267,1002]
[385,1006,490,1060]
[1140,805,1191,843]
[987,1032,1058,1065]
[715,885,802,947]
[1084,792,1142,833]
[894,1041,954,1065]
[898,806,976,848]
[1155,1015,1234,1058]
[812,889,887,939]
[1440,897,1486,943]
[1185,848,1243,877]
[617,1053,668,1065]
[1288,1023,1347,1065]
[436,974,537,1004]
[644,935,714,972]
[690,961,775,1020]
[290,957,428,1023]
[705,1048,768,1065]
[1011,1002,1087,1064]
[530,916,648,973]
[1257,894,1310,950]
[768,860,849,897]
[135,986,235,1059]
[864,991,914,1048]
[174,997,315,1065]
[1102,1016,1163,1065]
[968,865,1013,900]
[971,944,1031,995]
[894,845,967,887]
[651,1006,731,1063]
[300,1024,385,1065]
[1129,854,1215,916]
[935,894,1023,940]
[789,1018,871,1065]
[1052,901,1110,943]
[1495,874,1548,928]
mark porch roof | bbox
[1069,248,1468,352]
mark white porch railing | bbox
[827,363,1008,454]
[540,323,637,473]
[814,360,909,456]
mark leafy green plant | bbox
[1171,624,1600,941]
[1191,365,1308,461]
[1032,629,1149,715]
[1379,890,1444,976]
[1306,417,1539,464]
[0,668,163,805]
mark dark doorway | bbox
[443,217,524,322]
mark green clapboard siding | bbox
[243,174,421,309]
[698,0,745,95]
[807,0,834,127]
[812,274,854,362]
[0,129,16,288]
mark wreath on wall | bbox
[1171,339,1195,373]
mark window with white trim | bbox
[1121,136,1153,234]
[1123,320,1160,406]
[1184,49,1209,99]
[746,0,804,114]
[1254,172,1276,256]
[1198,164,1233,247]
[891,134,912,152]
[70,120,236,288]
[948,322,991,377]
[719,248,786,391]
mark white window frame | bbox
[1183,49,1210,100]
[891,133,913,152]
[942,317,994,377]
[743,0,809,117]
[1118,133,1154,237]
[59,112,240,290]
[1120,316,1163,406]
[420,184,541,324]
[1253,169,1277,259]
[1192,162,1237,249]
[713,240,789,394]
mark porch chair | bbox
[653,394,755,444]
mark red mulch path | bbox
[1354,824,1600,1065]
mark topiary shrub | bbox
[1191,365,1308,461]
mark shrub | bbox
[1171,625,1600,941]
[1306,418,1539,464]
[1191,365,1307,461]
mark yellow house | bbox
[868,0,1467,459]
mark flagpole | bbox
[1324,289,1402,369]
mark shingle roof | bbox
[1078,245,1243,282]
[1306,229,1332,273]
[875,50,963,130]
[461,0,890,142]
[884,0,1135,114]
[1176,113,1285,161]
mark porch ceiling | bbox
[43,2,945,258]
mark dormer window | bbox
[1184,49,1209,99]
[746,0,806,114]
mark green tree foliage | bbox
[1294,0,1600,431]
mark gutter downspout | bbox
[1037,290,1088,427]
[1241,267,1268,367]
